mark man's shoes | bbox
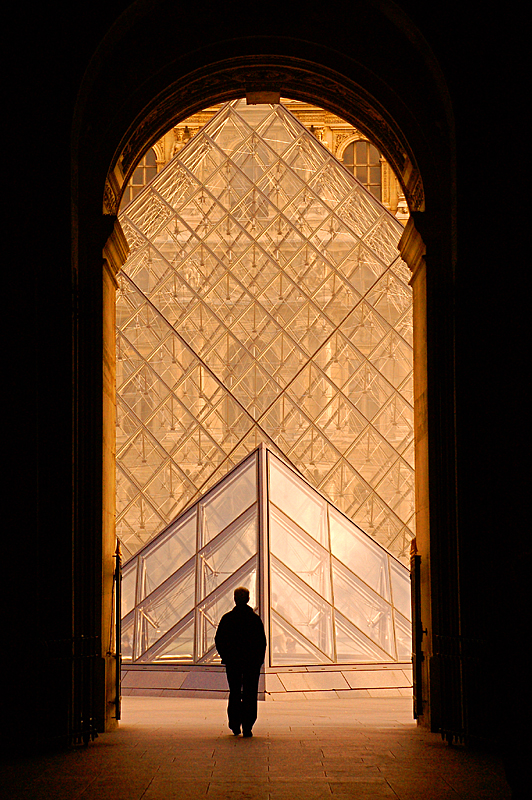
[230,727,241,736]
[242,730,253,737]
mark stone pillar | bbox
[101,219,129,730]
[399,217,431,725]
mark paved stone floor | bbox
[1,696,512,799]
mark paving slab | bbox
[0,696,512,799]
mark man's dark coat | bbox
[215,603,266,666]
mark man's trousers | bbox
[225,662,261,733]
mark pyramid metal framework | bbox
[116,100,414,564]
[121,446,411,666]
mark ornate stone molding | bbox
[113,57,424,212]
[152,140,165,165]
[407,172,425,213]
[103,217,130,285]
[103,165,122,216]
[399,216,426,281]
[335,132,365,160]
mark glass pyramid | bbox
[116,99,414,564]
[121,445,411,666]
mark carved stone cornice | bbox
[113,56,424,212]
[103,217,129,285]
[103,163,124,216]
[399,215,426,282]
[406,171,425,214]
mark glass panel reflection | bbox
[394,611,411,661]
[390,558,412,621]
[140,509,196,600]
[269,456,328,546]
[270,610,332,665]
[270,505,331,602]
[135,563,195,658]
[329,506,390,600]
[139,613,195,664]
[332,556,394,658]
[201,454,257,545]
[199,505,258,599]
[121,616,134,662]
[334,610,392,662]
[271,555,333,660]
[121,562,137,617]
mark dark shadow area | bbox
[3,2,528,798]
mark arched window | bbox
[342,140,382,201]
[120,148,157,210]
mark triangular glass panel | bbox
[139,508,197,600]
[199,505,258,600]
[270,609,333,666]
[334,610,392,663]
[121,562,138,618]
[331,556,395,659]
[268,453,328,546]
[393,610,412,661]
[270,555,334,660]
[329,505,390,600]
[134,560,195,659]
[200,451,257,546]
[269,505,332,602]
[121,616,135,663]
[138,612,195,664]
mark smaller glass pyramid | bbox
[121,444,411,666]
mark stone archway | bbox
[103,59,426,219]
[72,0,457,737]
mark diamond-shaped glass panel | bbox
[270,555,333,661]
[270,506,332,602]
[329,506,390,600]
[139,509,197,600]
[332,556,394,658]
[270,610,332,666]
[144,615,195,664]
[334,610,392,663]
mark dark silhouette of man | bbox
[215,587,266,737]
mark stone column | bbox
[399,217,431,725]
[102,219,129,730]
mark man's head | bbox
[234,586,250,605]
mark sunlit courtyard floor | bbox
[1,696,511,799]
